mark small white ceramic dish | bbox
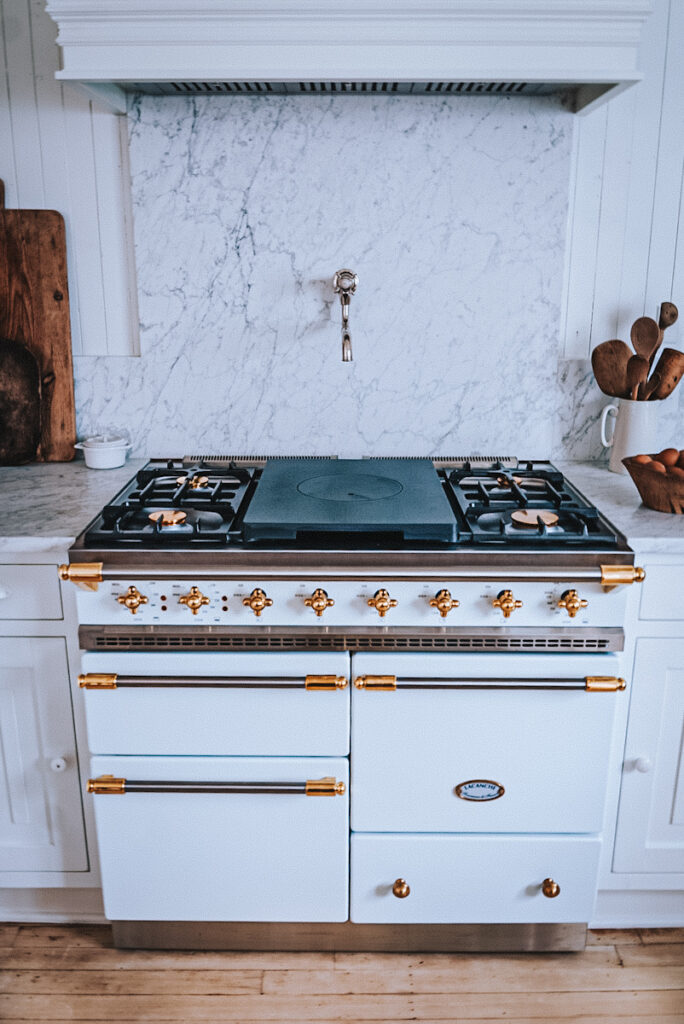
[74,434,131,469]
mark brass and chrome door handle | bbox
[79,673,348,690]
[87,775,346,796]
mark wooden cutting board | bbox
[0,180,76,461]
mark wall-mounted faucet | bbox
[333,269,358,362]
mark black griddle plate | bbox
[242,458,458,543]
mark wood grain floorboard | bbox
[1,990,684,1020]
[0,925,682,1022]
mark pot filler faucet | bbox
[333,269,358,362]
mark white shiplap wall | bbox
[1,0,681,364]
[562,0,684,356]
[0,0,138,356]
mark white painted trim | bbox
[592,888,684,928]
[0,887,106,923]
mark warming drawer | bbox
[351,653,624,834]
[79,652,350,756]
[350,833,601,923]
[89,755,349,921]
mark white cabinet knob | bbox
[49,757,68,773]
[634,757,652,774]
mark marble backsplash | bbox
[73,92,683,459]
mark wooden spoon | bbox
[630,316,660,361]
[650,347,684,399]
[651,301,679,368]
[641,371,660,400]
[625,354,649,399]
[591,339,632,397]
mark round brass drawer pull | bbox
[392,878,410,899]
[542,877,560,898]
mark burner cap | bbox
[149,509,188,527]
[511,509,559,529]
[177,475,210,489]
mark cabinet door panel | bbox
[0,638,87,872]
[613,638,684,873]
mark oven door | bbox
[80,652,350,756]
[350,652,624,834]
[89,755,349,921]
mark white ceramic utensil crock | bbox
[600,399,659,475]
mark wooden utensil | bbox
[0,337,41,464]
[641,371,660,400]
[591,339,632,397]
[659,301,679,333]
[630,316,661,361]
[650,347,684,399]
[0,180,75,461]
[651,301,679,368]
[625,354,649,399]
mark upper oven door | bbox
[80,652,350,756]
[350,652,625,834]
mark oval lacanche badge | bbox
[455,779,505,801]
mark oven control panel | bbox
[74,578,628,628]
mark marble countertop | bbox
[0,459,146,552]
[558,462,684,554]
[0,458,682,554]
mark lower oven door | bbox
[89,755,349,922]
[351,652,624,834]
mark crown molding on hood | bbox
[45,0,652,115]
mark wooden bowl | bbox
[622,455,684,514]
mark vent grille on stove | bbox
[134,82,550,97]
[84,632,615,653]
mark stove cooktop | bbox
[81,457,621,551]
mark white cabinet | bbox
[0,637,87,871]
[613,638,684,873]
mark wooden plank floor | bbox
[0,924,683,1022]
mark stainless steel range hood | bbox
[46,0,652,115]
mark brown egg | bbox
[677,451,684,469]
[632,454,652,464]
[656,447,680,466]
[668,465,684,480]
[650,460,667,474]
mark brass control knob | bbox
[492,589,523,618]
[542,877,560,899]
[430,588,460,618]
[557,589,588,618]
[179,586,210,615]
[304,588,335,617]
[392,878,411,899]
[242,588,273,617]
[116,586,148,615]
[367,588,398,618]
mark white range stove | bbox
[59,456,644,951]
